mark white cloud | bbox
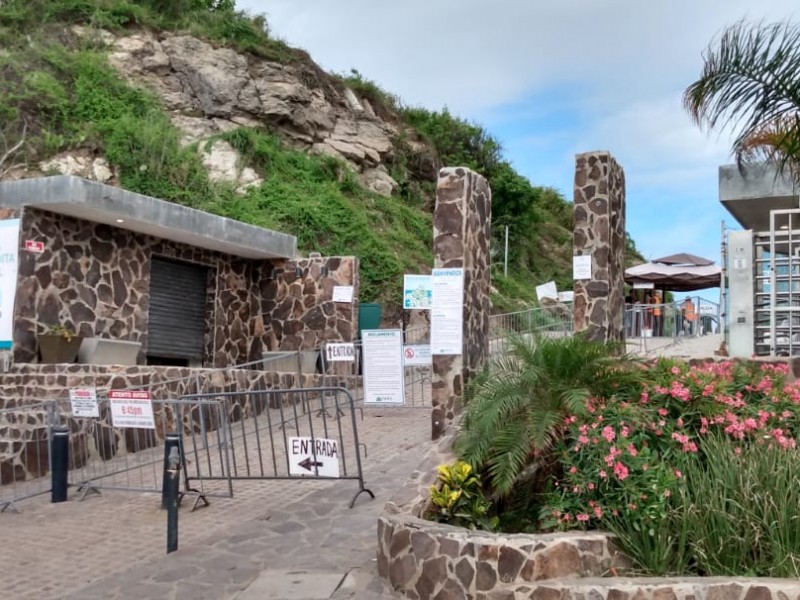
[240,0,798,116]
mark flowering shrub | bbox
[541,358,800,574]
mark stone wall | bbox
[6,208,358,366]
[377,430,629,600]
[431,167,491,440]
[0,362,327,487]
[261,255,359,352]
[573,152,626,342]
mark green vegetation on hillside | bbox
[0,0,644,310]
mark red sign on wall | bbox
[24,240,44,253]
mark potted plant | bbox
[38,323,83,364]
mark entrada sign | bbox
[288,436,340,478]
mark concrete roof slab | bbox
[0,176,297,259]
[719,164,799,232]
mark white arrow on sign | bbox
[288,436,340,478]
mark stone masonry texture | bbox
[376,424,800,600]
[0,362,330,487]
[9,207,357,366]
[573,152,626,342]
[431,167,491,440]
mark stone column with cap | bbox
[430,167,492,440]
[573,151,626,342]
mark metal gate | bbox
[759,209,800,356]
[178,387,374,508]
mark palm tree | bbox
[684,20,800,182]
[455,333,638,497]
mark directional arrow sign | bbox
[288,436,340,478]
[298,457,323,472]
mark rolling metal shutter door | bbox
[147,258,208,360]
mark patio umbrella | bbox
[624,260,721,292]
[651,253,715,267]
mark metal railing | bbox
[0,401,58,512]
[624,297,721,355]
[178,387,374,508]
[488,305,573,356]
[318,338,431,409]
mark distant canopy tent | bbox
[624,253,721,292]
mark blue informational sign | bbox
[403,274,432,310]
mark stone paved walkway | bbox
[0,406,429,599]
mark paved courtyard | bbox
[0,406,429,599]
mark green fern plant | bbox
[455,333,639,497]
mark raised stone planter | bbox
[378,428,800,600]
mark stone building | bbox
[0,176,359,370]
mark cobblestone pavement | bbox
[0,406,430,599]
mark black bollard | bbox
[50,426,69,503]
[166,446,181,554]
[161,433,182,509]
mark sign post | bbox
[288,436,340,477]
[430,268,464,355]
[362,329,405,404]
[69,387,100,418]
[108,390,155,429]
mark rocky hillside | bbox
[0,0,643,314]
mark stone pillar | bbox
[573,152,626,342]
[431,167,491,440]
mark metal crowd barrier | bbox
[178,387,374,508]
[0,401,58,512]
[318,337,432,409]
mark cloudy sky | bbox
[240,0,798,290]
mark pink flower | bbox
[671,366,681,375]
[601,426,616,443]
[576,513,590,522]
[658,408,668,417]
[621,426,630,438]
[642,464,649,471]
[569,466,577,474]
[677,417,684,427]
[627,443,638,457]
[599,470,608,479]
[593,505,603,519]
[613,461,629,481]
[664,490,671,498]
[587,482,595,490]
[674,470,682,478]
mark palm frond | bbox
[683,20,800,181]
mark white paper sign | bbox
[431,268,464,355]
[69,388,99,418]
[325,342,356,362]
[0,219,20,349]
[332,286,354,303]
[288,436,340,478]
[557,291,574,303]
[363,329,405,404]
[573,254,592,280]
[633,282,655,289]
[536,281,558,301]
[108,390,155,429]
[403,275,433,309]
[403,344,432,366]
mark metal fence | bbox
[0,401,58,512]
[178,387,373,508]
[318,337,432,409]
[624,297,721,355]
[488,305,573,355]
